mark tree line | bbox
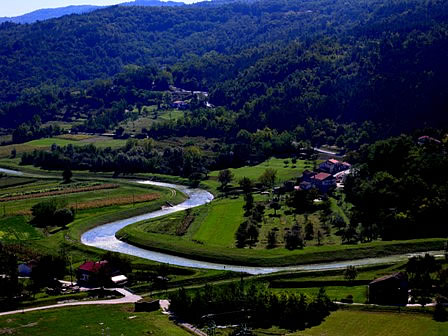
[169,282,336,331]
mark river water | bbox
[0,167,441,275]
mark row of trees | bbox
[169,282,336,330]
[20,139,209,182]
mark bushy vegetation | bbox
[169,283,336,330]
[345,135,448,241]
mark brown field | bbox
[15,193,160,215]
[74,193,160,210]
[0,184,119,202]
[54,134,93,141]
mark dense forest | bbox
[0,0,448,130]
[345,134,448,241]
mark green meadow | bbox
[0,135,126,159]
[0,305,191,336]
[290,310,448,336]
[203,157,313,191]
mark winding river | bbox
[0,167,442,275]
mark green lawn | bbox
[0,136,126,159]
[192,198,244,247]
[0,305,191,336]
[271,285,368,303]
[0,215,42,241]
[290,310,448,336]
[203,157,313,192]
[119,106,185,133]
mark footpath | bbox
[0,288,142,317]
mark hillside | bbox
[0,1,186,25]
[0,6,101,24]
[0,0,447,129]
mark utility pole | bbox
[69,255,74,286]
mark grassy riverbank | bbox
[117,216,445,267]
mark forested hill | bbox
[0,6,101,24]
[0,0,448,129]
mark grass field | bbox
[290,310,448,336]
[0,215,42,241]
[0,305,191,336]
[118,211,446,266]
[203,157,314,192]
[0,136,126,159]
[119,105,185,133]
[271,285,368,303]
[118,180,445,267]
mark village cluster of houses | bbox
[169,85,214,110]
[296,158,351,193]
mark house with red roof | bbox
[76,260,110,285]
[299,170,336,193]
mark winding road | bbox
[0,167,442,275]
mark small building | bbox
[298,181,313,190]
[300,170,335,193]
[311,172,336,193]
[172,100,189,110]
[417,135,441,145]
[368,272,408,305]
[76,260,109,286]
[18,260,38,277]
[111,274,128,286]
[319,158,351,174]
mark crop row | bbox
[15,193,160,215]
[0,183,119,202]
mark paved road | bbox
[313,147,338,155]
[0,288,142,317]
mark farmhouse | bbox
[300,170,336,193]
[368,272,408,305]
[76,260,110,286]
[319,158,351,174]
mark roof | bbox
[313,172,333,181]
[302,170,316,176]
[418,135,441,144]
[78,260,108,273]
[111,275,128,283]
[369,272,406,285]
